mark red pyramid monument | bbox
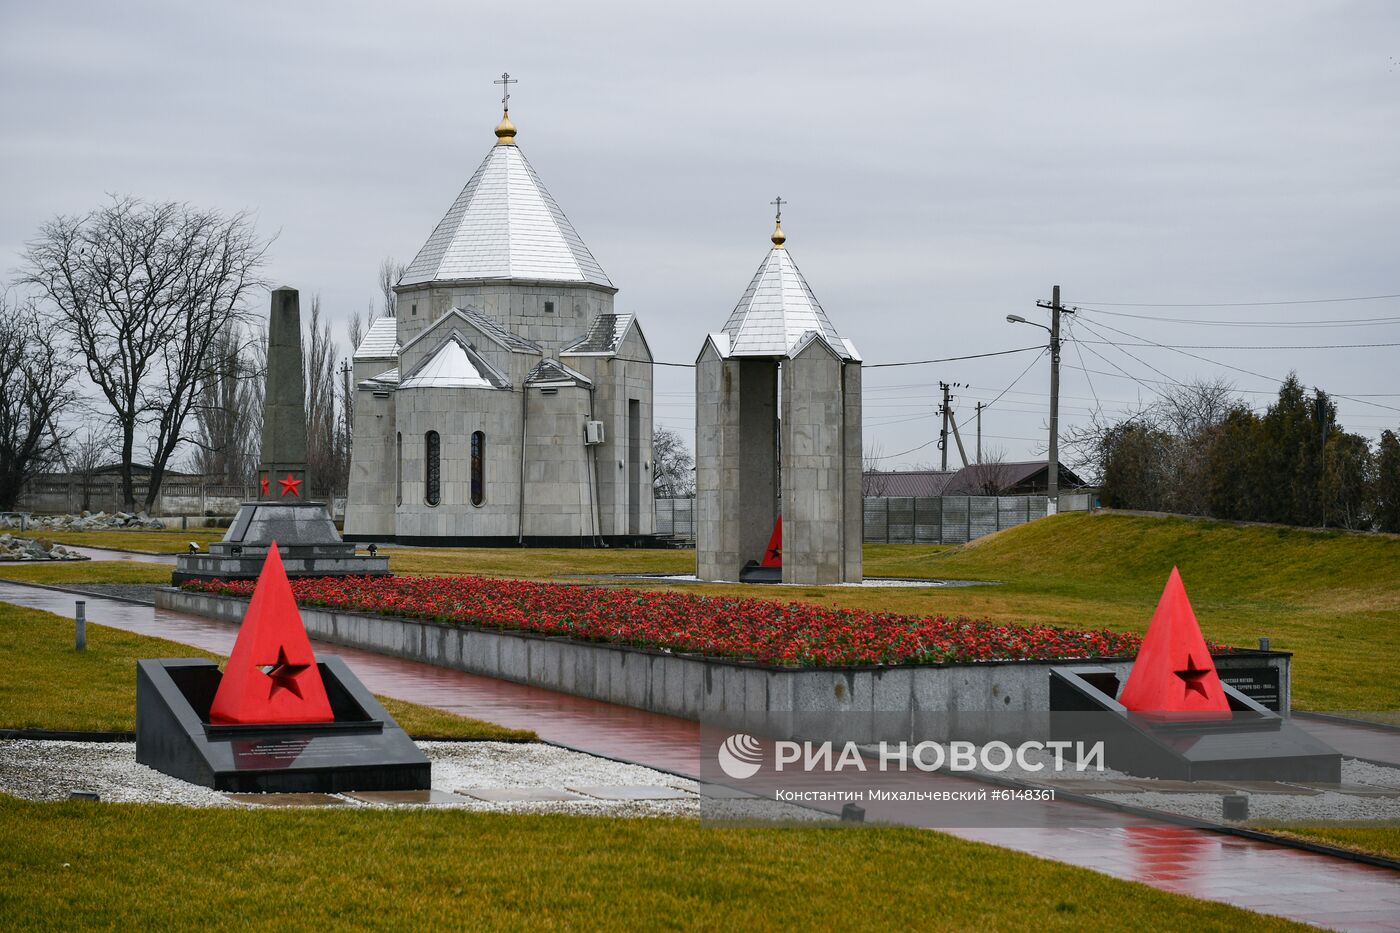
[760,516,782,569]
[208,542,334,724]
[1118,567,1231,717]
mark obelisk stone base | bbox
[173,502,390,584]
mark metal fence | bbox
[655,494,1064,546]
[862,496,1050,545]
[654,497,695,540]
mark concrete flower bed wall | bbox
[155,587,1291,734]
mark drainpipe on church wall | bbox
[517,384,529,545]
[585,383,601,546]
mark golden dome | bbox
[771,221,786,249]
[495,111,516,145]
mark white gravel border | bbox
[0,739,705,816]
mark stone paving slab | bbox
[568,785,694,801]
[226,793,354,808]
[344,789,470,806]
[1034,779,1146,793]
[1287,782,1400,797]
[1219,781,1322,796]
[458,787,586,803]
[1116,779,1236,794]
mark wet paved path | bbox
[2,580,1397,929]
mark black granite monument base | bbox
[136,656,430,792]
[1049,666,1341,782]
[173,502,390,583]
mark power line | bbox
[981,347,1048,410]
[621,343,1045,370]
[1072,293,1400,308]
[1071,307,1400,328]
[1076,338,1400,351]
[863,345,1045,368]
[1076,314,1400,415]
[1066,318,1103,416]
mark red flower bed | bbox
[181,574,1164,668]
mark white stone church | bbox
[345,104,655,545]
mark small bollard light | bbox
[74,600,86,651]
[840,802,865,823]
[187,541,200,554]
[68,790,100,802]
[1222,793,1249,821]
[1258,636,1271,651]
[367,543,379,557]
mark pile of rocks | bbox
[0,534,88,562]
[0,511,165,531]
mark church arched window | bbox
[470,431,485,506]
[425,431,441,506]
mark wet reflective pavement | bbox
[2,579,1397,930]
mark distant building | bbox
[864,461,1086,497]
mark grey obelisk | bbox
[259,287,309,501]
[172,286,390,583]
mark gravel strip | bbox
[50,583,165,604]
[0,738,832,822]
[0,739,709,816]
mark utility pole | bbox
[939,382,952,471]
[1032,285,1073,505]
[975,402,985,464]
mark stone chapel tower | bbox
[694,212,863,584]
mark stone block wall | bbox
[344,387,397,538]
[394,282,615,353]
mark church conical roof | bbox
[719,245,850,358]
[399,139,612,289]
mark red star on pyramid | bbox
[278,473,302,498]
[259,475,269,495]
[208,542,333,725]
[264,646,309,700]
[760,515,783,569]
[1174,655,1212,700]
[1118,567,1231,718]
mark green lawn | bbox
[1267,825,1400,862]
[0,797,1300,932]
[0,604,532,741]
[39,527,228,553]
[0,560,172,585]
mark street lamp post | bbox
[1007,285,1071,505]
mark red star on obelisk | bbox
[278,473,303,498]
[259,474,269,495]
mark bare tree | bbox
[304,296,346,497]
[379,257,405,318]
[190,324,263,484]
[22,196,269,512]
[862,443,891,496]
[962,446,1014,495]
[652,426,695,497]
[68,425,117,512]
[0,297,80,510]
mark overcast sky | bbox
[3,0,1398,471]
